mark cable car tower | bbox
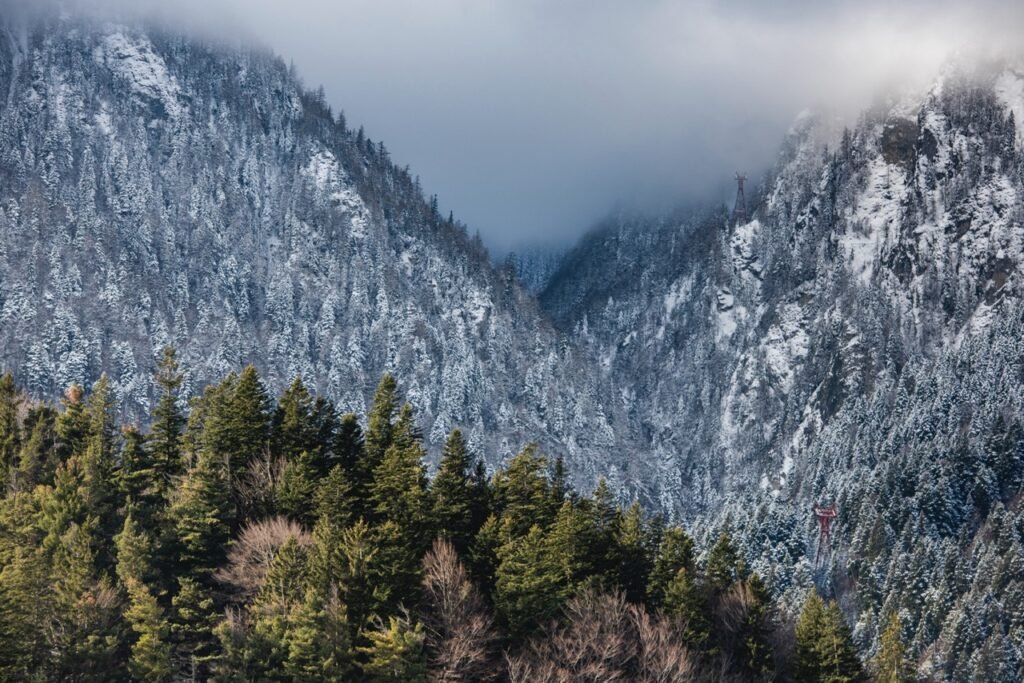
[732,172,747,226]
[813,503,838,567]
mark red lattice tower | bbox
[733,172,747,226]
[813,503,838,567]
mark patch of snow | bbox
[302,149,371,239]
[730,219,762,280]
[761,303,809,394]
[995,67,1024,146]
[842,157,907,285]
[663,276,692,318]
[95,31,182,118]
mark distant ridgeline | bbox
[0,357,884,680]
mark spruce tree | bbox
[366,401,431,612]
[314,463,358,532]
[272,377,320,464]
[170,431,234,577]
[123,578,173,682]
[334,412,365,474]
[663,566,712,651]
[222,366,271,505]
[358,614,428,682]
[171,577,220,680]
[616,501,654,603]
[13,404,57,491]
[735,573,775,679]
[363,374,399,484]
[495,524,565,637]
[0,373,22,491]
[545,499,602,590]
[873,612,914,683]
[647,526,696,609]
[54,384,89,464]
[793,590,864,683]
[430,429,476,554]
[276,450,320,525]
[150,347,185,499]
[0,546,48,678]
[705,531,744,595]
[491,444,556,538]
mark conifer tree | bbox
[0,546,48,678]
[123,578,173,681]
[705,531,744,595]
[272,377,320,464]
[48,521,125,681]
[117,426,161,526]
[151,347,185,498]
[873,612,914,683]
[616,501,654,603]
[224,366,271,501]
[314,463,357,532]
[545,499,602,590]
[171,577,220,680]
[358,613,428,682]
[12,404,57,491]
[258,536,310,608]
[431,429,477,554]
[491,444,556,538]
[735,573,775,678]
[0,373,22,491]
[276,449,320,525]
[793,590,864,683]
[663,566,712,651]
[363,374,399,484]
[54,384,89,464]
[80,376,122,559]
[284,587,351,680]
[170,429,234,577]
[334,412,365,474]
[647,526,696,609]
[371,404,430,550]
[495,524,565,637]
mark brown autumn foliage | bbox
[421,538,499,682]
[214,516,312,601]
[505,588,697,683]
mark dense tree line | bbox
[0,350,906,681]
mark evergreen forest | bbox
[0,348,911,682]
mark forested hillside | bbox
[0,10,629,496]
[0,358,891,681]
[541,68,1024,677]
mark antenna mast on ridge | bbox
[733,172,747,226]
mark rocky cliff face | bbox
[541,65,1024,676]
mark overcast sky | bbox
[46,0,1024,253]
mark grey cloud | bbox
[20,0,1024,253]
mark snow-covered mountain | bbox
[0,11,639,491]
[541,64,1024,677]
[2,8,1022,677]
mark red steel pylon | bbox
[813,503,838,567]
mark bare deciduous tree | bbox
[235,450,287,517]
[632,605,697,683]
[421,538,499,682]
[215,516,312,601]
[506,588,697,682]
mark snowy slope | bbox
[0,12,634,492]
[541,64,1024,678]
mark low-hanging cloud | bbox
[19,0,1024,252]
